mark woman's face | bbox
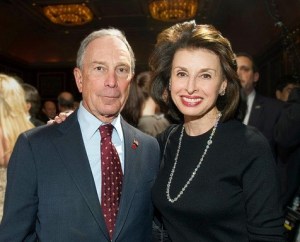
[170,48,227,120]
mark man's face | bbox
[276,83,299,102]
[74,36,133,123]
[43,101,57,119]
[236,56,259,95]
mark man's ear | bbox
[74,67,83,93]
[26,102,31,112]
[254,72,259,84]
[275,90,282,100]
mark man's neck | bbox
[246,89,255,97]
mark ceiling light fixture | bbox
[43,3,93,26]
[149,0,198,22]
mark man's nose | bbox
[105,71,118,87]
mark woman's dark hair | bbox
[149,21,241,122]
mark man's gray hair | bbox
[76,28,135,73]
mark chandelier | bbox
[149,0,198,22]
[43,4,93,26]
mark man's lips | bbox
[102,93,120,99]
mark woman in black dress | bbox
[150,21,285,241]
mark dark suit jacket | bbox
[248,92,284,157]
[0,111,160,242]
[30,116,45,127]
[274,88,300,208]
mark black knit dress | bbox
[152,119,285,242]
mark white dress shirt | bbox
[243,90,256,125]
[77,102,125,202]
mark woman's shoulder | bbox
[156,123,180,145]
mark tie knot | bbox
[99,124,114,139]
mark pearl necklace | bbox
[166,112,222,203]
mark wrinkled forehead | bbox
[85,36,132,66]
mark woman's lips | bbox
[181,96,203,106]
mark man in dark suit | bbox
[22,83,45,127]
[235,52,284,157]
[275,75,300,102]
[275,87,300,208]
[0,28,160,241]
[57,91,75,113]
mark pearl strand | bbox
[166,112,222,203]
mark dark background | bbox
[0,0,299,102]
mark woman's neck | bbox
[184,109,220,136]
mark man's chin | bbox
[98,109,120,122]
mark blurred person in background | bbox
[136,71,170,136]
[274,75,300,207]
[38,100,57,123]
[235,52,284,160]
[275,86,300,209]
[120,73,143,127]
[122,71,170,136]
[22,83,45,126]
[275,75,300,102]
[57,91,75,113]
[0,74,34,221]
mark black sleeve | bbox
[274,88,300,147]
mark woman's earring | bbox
[219,89,226,96]
[168,81,171,91]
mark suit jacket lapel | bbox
[113,120,141,239]
[53,111,110,240]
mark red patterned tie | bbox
[99,124,123,239]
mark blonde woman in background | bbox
[0,73,34,221]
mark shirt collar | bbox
[247,89,256,105]
[77,102,123,143]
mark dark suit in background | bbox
[248,92,284,157]
[29,116,45,127]
[0,111,160,241]
[274,88,300,208]
[235,53,284,160]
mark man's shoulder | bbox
[30,117,45,127]
[255,92,284,108]
[122,119,157,141]
[25,111,79,140]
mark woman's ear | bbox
[219,79,227,96]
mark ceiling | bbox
[0,0,299,72]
